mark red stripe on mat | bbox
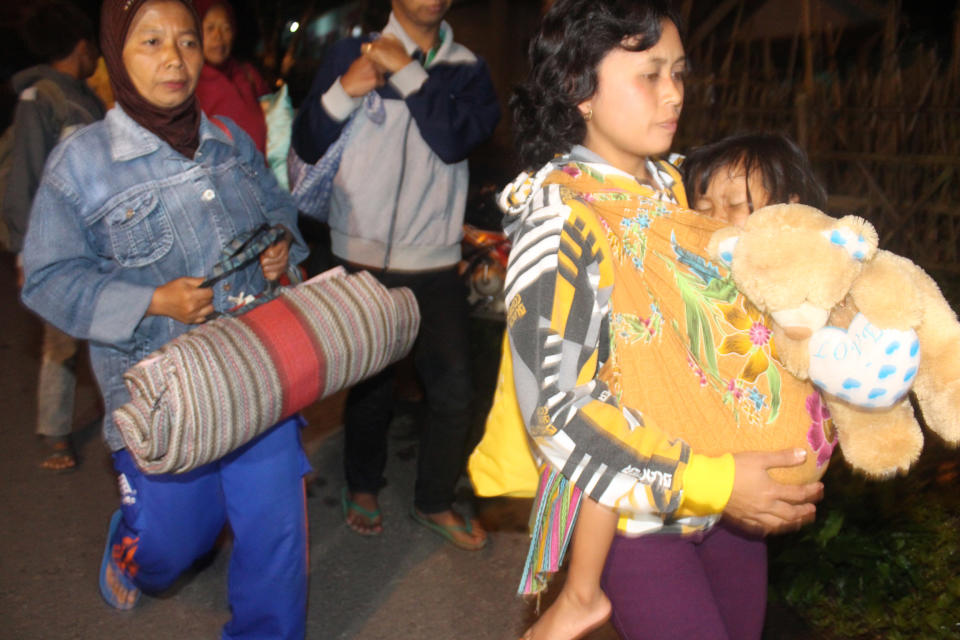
[238,297,325,418]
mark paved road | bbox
[0,251,620,640]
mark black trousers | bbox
[338,262,473,514]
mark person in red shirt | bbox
[193,0,269,154]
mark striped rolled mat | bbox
[113,268,420,474]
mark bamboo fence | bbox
[677,0,960,271]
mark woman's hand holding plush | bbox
[724,449,824,535]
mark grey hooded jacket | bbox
[2,65,105,252]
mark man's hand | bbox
[259,234,291,282]
[147,277,214,324]
[723,449,824,535]
[362,34,414,74]
[340,55,385,97]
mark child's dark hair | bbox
[683,132,828,210]
[21,0,96,64]
[511,0,682,170]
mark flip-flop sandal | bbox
[99,510,141,610]
[410,508,488,551]
[40,438,77,473]
[341,488,383,536]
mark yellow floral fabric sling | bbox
[549,162,835,485]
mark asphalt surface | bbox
[0,250,621,640]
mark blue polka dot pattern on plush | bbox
[807,313,921,408]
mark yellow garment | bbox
[86,57,114,110]
[467,332,539,498]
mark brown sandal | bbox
[40,437,77,472]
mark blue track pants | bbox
[109,415,311,639]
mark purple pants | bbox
[600,522,767,640]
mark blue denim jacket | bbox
[21,106,307,451]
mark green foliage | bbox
[768,446,960,639]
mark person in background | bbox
[291,0,500,549]
[86,56,116,109]
[501,2,825,639]
[2,0,106,472]
[193,0,270,155]
[683,131,828,226]
[20,0,310,636]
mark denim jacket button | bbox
[223,283,231,291]
[201,189,216,202]
[125,209,134,219]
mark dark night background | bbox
[1,0,957,130]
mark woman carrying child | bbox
[499,1,830,639]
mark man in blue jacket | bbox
[292,0,499,548]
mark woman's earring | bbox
[583,107,593,122]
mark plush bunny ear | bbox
[707,227,740,266]
[821,215,879,262]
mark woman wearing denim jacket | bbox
[20,0,310,637]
